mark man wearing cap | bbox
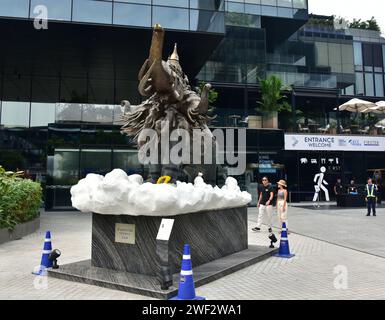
[365,178,378,216]
[252,177,274,233]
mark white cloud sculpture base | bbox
[70,169,252,216]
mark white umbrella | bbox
[338,98,376,112]
[375,119,385,128]
[362,101,385,114]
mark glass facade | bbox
[1,0,226,33]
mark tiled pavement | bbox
[0,206,385,300]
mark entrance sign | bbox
[285,134,385,152]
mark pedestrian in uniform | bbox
[252,177,274,233]
[276,180,288,233]
[365,178,378,217]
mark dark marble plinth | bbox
[48,245,278,299]
[92,207,248,276]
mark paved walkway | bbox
[0,206,384,300]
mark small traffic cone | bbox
[170,244,205,300]
[32,231,53,275]
[274,223,295,259]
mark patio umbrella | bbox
[375,119,385,128]
[362,101,385,114]
[338,98,376,112]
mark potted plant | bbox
[256,75,292,129]
[367,114,379,135]
[329,121,337,134]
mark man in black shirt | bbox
[334,178,343,196]
[252,176,274,233]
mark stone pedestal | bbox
[49,206,278,299]
[91,207,248,276]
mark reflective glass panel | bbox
[355,73,364,95]
[190,0,225,10]
[277,0,292,7]
[152,0,189,7]
[1,102,30,128]
[72,0,112,24]
[261,0,276,5]
[152,6,189,30]
[113,2,151,27]
[261,5,277,16]
[353,42,363,66]
[30,103,56,127]
[227,2,245,13]
[293,0,307,9]
[375,73,384,97]
[0,0,29,18]
[365,73,374,96]
[30,0,72,21]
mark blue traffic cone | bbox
[274,223,295,259]
[32,231,53,275]
[170,244,205,300]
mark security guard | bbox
[365,178,378,217]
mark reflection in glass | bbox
[113,3,151,27]
[82,104,114,123]
[277,0,292,7]
[1,102,30,128]
[152,6,189,30]
[261,0,276,5]
[190,0,225,10]
[365,73,374,96]
[353,42,363,66]
[245,4,261,15]
[277,7,292,18]
[30,0,72,21]
[55,103,82,122]
[72,0,112,24]
[292,0,307,9]
[152,0,189,7]
[52,149,79,185]
[375,73,384,97]
[261,5,277,16]
[355,73,364,95]
[113,150,143,176]
[0,0,29,18]
[80,149,111,178]
[30,103,56,127]
[227,1,244,13]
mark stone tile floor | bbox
[0,205,384,300]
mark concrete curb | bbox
[0,216,40,245]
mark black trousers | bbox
[367,198,376,215]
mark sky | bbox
[308,0,385,35]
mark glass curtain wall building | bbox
[1,0,385,207]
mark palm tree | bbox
[257,75,291,116]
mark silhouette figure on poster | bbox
[313,166,330,202]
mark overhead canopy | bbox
[338,98,376,113]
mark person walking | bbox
[365,178,378,217]
[276,180,289,233]
[252,177,274,233]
